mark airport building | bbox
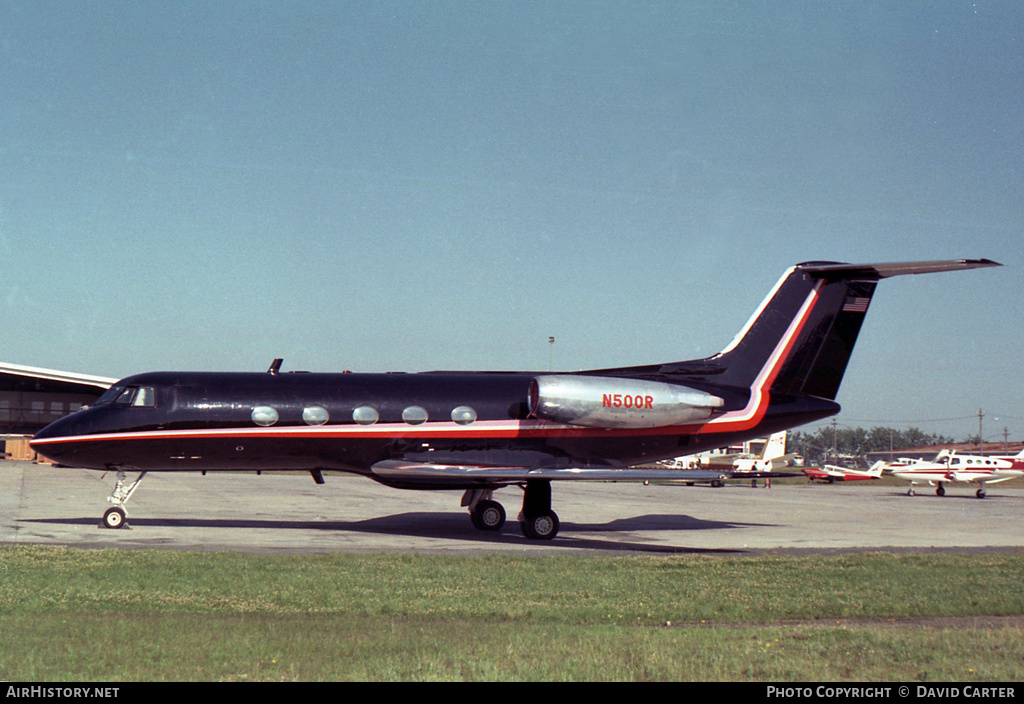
[0,363,114,461]
[0,363,113,435]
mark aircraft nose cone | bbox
[32,413,77,441]
[30,412,89,458]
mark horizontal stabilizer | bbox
[798,259,1000,280]
[703,258,1001,400]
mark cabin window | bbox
[352,406,379,425]
[251,406,279,427]
[402,406,429,425]
[451,406,477,425]
[303,406,329,426]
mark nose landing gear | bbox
[102,471,147,529]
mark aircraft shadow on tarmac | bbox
[22,512,769,554]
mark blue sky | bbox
[1,1,1021,442]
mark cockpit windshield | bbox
[93,385,156,407]
[93,385,124,406]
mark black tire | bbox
[470,500,506,531]
[103,507,126,529]
[520,511,559,540]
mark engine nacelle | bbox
[528,375,725,429]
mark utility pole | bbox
[978,408,984,453]
[548,336,555,372]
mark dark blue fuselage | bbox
[30,368,834,484]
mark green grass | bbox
[1,547,1023,681]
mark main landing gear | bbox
[465,489,507,531]
[907,481,987,499]
[463,480,560,540]
[101,471,147,529]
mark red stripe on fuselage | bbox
[31,285,824,452]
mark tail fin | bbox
[868,460,887,477]
[761,431,787,460]
[682,259,999,399]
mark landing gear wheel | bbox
[976,488,986,499]
[471,500,506,531]
[520,511,559,540]
[103,471,145,529]
[936,484,945,497]
[102,506,127,530]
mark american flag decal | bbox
[842,296,871,313]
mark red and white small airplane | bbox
[803,462,884,483]
[993,447,1024,469]
[885,449,1024,498]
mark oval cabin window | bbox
[352,406,379,425]
[451,406,477,425]
[402,406,429,425]
[251,406,279,427]
[302,406,329,426]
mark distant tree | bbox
[788,425,954,465]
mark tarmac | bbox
[2,460,1023,555]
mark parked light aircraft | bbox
[994,447,1024,469]
[30,259,999,538]
[656,431,794,487]
[732,431,791,472]
[886,449,1024,498]
[803,462,884,483]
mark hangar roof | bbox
[0,362,116,394]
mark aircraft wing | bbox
[370,460,797,488]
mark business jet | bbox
[803,462,884,483]
[30,259,999,538]
[885,450,1023,498]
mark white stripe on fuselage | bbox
[33,284,824,448]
